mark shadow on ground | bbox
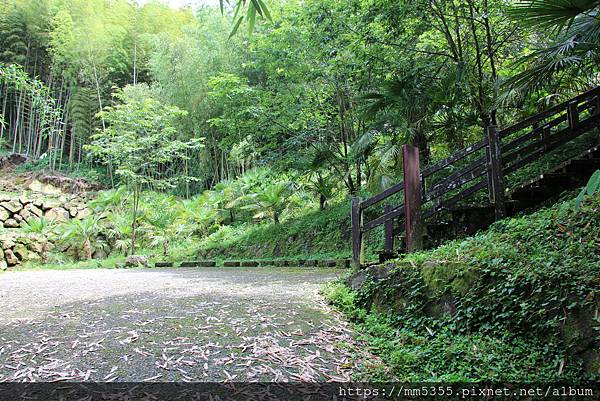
[0,267,380,382]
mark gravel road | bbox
[0,266,375,382]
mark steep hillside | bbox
[325,192,600,381]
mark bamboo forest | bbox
[0,0,598,398]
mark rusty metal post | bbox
[403,145,423,252]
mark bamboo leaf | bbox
[229,16,244,38]
[256,0,272,21]
[247,3,257,34]
[250,0,263,17]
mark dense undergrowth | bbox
[324,192,600,381]
[194,202,384,261]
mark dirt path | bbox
[0,267,371,382]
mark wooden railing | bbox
[351,86,600,266]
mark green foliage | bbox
[507,0,600,92]
[224,0,272,37]
[195,200,361,260]
[325,192,600,380]
[143,194,191,256]
[58,216,107,260]
[87,84,203,254]
[21,217,55,234]
[240,179,295,224]
[575,170,600,210]
[2,0,596,202]
[325,282,582,381]
[0,63,62,137]
[88,84,202,191]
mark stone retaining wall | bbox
[0,193,92,229]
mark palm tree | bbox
[89,186,128,211]
[21,217,55,234]
[59,216,105,260]
[362,71,433,162]
[241,180,294,224]
[507,0,600,92]
[142,195,189,257]
[213,179,243,223]
[302,170,335,210]
[104,211,134,255]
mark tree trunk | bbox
[83,239,92,260]
[130,184,140,255]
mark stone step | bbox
[179,260,216,267]
[154,261,174,268]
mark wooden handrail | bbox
[422,138,487,178]
[360,180,404,210]
[351,86,600,266]
[499,86,600,137]
[362,204,405,232]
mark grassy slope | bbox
[194,202,383,261]
[324,192,600,381]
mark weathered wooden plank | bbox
[541,124,551,152]
[421,139,487,178]
[351,197,363,266]
[354,88,600,256]
[501,119,567,165]
[593,96,600,115]
[424,159,487,202]
[499,86,600,137]
[500,113,565,152]
[155,262,174,268]
[422,179,488,220]
[392,220,406,236]
[403,145,423,252]
[503,113,600,175]
[567,101,579,129]
[486,126,506,219]
[509,110,599,166]
[363,204,405,232]
[360,180,404,209]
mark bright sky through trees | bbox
[136,0,220,10]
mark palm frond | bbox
[508,0,599,32]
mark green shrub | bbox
[324,193,600,381]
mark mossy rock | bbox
[421,260,472,295]
[560,307,596,351]
[450,269,479,295]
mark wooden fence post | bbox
[351,197,363,267]
[486,125,506,220]
[567,101,579,128]
[383,204,394,253]
[541,124,551,151]
[403,145,423,252]
[592,96,600,116]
